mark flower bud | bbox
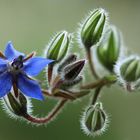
[97,25,122,72]
[115,56,140,91]
[57,54,77,73]
[46,31,71,62]
[62,60,85,81]
[81,102,108,136]
[2,92,31,118]
[80,8,107,48]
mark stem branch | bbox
[81,79,106,89]
[81,75,117,89]
[23,99,67,124]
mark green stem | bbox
[91,86,103,105]
[86,48,99,79]
[81,75,117,89]
[81,78,106,89]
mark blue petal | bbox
[4,41,25,60]
[0,59,7,72]
[17,74,44,100]
[0,72,12,98]
[23,57,54,76]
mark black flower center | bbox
[11,55,24,70]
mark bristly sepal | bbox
[81,102,109,137]
[80,8,108,49]
[45,31,72,63]
[61,60,85,81]
[1,92,32,119]
[60,76,83,89]
[57,54,77,74]
[114,55,140,91]
[97,25,123,72]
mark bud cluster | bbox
[0,7,138,140]
[43,30,88,100]
[48,53,87,99]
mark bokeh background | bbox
[0,0,140,140]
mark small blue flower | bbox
[0,41,54,100]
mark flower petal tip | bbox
[34,94,45,101]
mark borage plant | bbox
[0,8,138,138]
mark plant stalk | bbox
[23,99,67,124]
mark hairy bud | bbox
[2,92,32,118]
[97,25,122,72]
[57,54,77,73]
[81,102,108,136]
[115,56,140,91]
[62,60,85,81]
[46,31,71,62]
[80,8,107,48]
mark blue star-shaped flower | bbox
[0,41,53,100]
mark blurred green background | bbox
[0,0,140,140]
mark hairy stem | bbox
[81,75,117,89]
[81,79,106,89]
[23,99,67,124]
[48,65,54,85]
[42,88,90,100]
[42,89,52,97]
[92,86,103,105]
[86,48,99,79]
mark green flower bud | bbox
[2,92,32,118]
[115,56,140,91]
[80,8,107,48]
[97,25,122,72]
[81,102,108,136]
[46,31,71,63]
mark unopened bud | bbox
[115,56,140,91]
[81,102,108,136]
[80,8,107,48]
[2,92,31,118]
[46,31,71,63]
[62,60,85,81]
[97,25,122,72]
[57,54,77,73]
